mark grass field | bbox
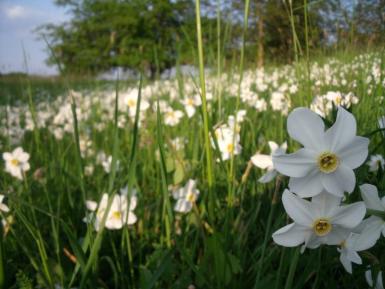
[1,45,385,289]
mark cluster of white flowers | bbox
[211,110,246,161]
[269,107,384,282]
[270,91,291,115]
[310,91,359,117]
[1,52,383,287]
[84,187,137,231]
[1,53,382,148]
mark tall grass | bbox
[195,0,215,220]
[0,2,384,289]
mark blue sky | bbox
[0,0,70,75]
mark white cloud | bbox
[5,5,28,19]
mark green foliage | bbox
[15,271,33,289]
[38,0,385,75]
[41,0,197,76]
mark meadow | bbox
[0,46,384,289]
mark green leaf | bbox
[139,266,153,289]
[166,156,175,173]
[227,253,242,274]
[173,161,184,184]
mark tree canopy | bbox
[40,0,385,76]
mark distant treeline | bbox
[38,0,385,77]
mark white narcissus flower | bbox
[251,141,287,183]
[212,125,242,161]
[2,147,30,180]
[289,84,298,94]
[273,107,369,198]
[79,135,92,157]
[338,217,383,274]
[84,165,94,176]
[218,138,242,161]
[181,95,201,118]
[164,108,184,126]
[96,152,120,174]
[360,184,385,237]
[235,110,247,123]
[366,154,385,172]
[84,191,137,231]
[0,195,10,213]
[366,270,384,289]
[214,113,245,161]
[272,190,366,252]
[170,137,186,151]
[1,215,13,236]
[254,99,267,112]
[124,90,150,118]
[172,179,200,213]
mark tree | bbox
[39,0,382,76]
[40,0,196,77]
[220,0,325,65]
[353,0,385,46]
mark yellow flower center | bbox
[127,99,136,108]
[186,98,194,106]
[112,211,122,219]
[167,111,175,118]
[317,152,339,173]
[186,192,196,203]
[11,159,20,166]
[227,143,234,153]
[313,218,332,236]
